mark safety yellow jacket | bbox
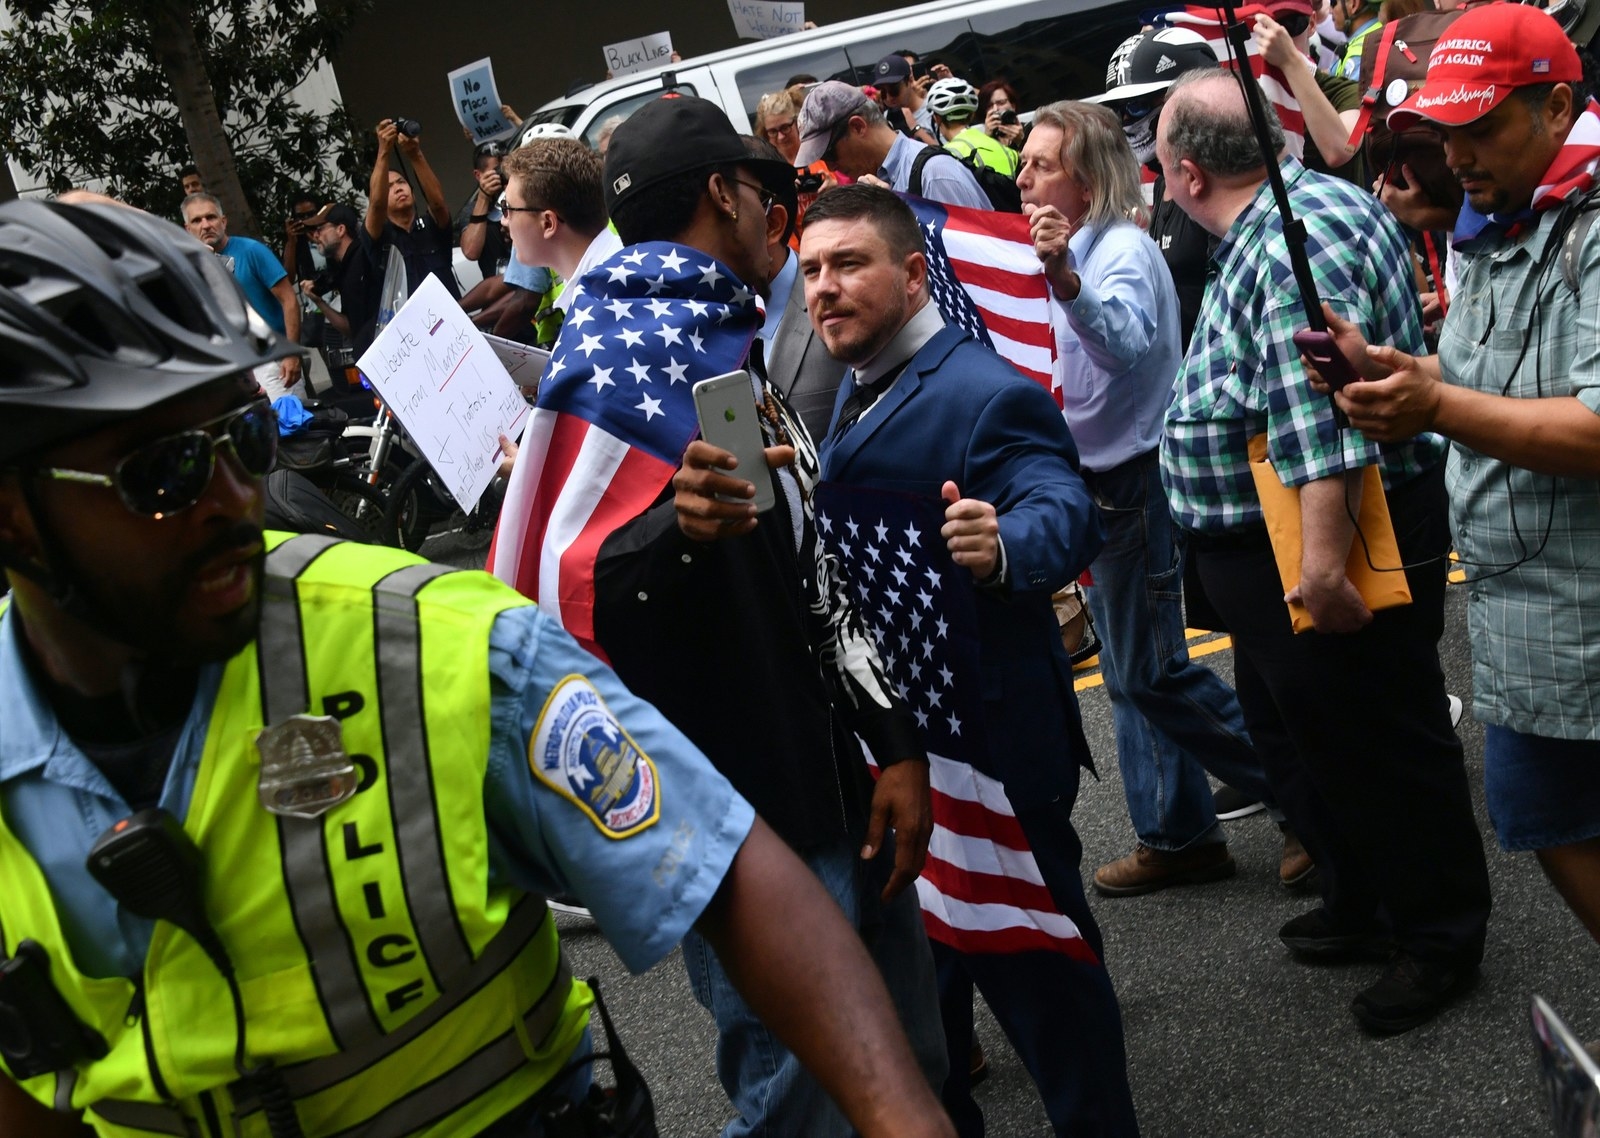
[0,533,592,1136]
[946,127,1020,178]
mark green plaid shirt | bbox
[1443,203,1600,738]
[1161,158,1444,534]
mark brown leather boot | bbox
[1279,828,1317,890]
[1092,842,1236,897]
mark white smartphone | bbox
[692,370,775,514]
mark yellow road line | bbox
[1069,559,1465,691]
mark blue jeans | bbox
[1083,451,1271,850]
[680,834,948,1137]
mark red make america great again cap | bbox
[1388,3,1581,130]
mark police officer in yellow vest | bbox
[0,200,955,1138]
[926,78,1020,179]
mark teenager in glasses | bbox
[0,199,953,1138]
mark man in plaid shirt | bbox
[1327,4,1600,967]
[1156,69,1491,1035]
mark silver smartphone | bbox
[692,370,775,514]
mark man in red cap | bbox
[1319,4,1600,948]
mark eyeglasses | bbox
[731,179,777,215]
[821,118,853,166]
[765,119,797,139]
[498,193,554,219]
[39,398,278,519]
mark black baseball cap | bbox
[873,54,914,85]
[306,202,361,232]
[603,95,794,215]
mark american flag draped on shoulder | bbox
[813,483,1098,963]
[488,242,759,658]
[1164,6,1307,159]
[901,196,1061,408]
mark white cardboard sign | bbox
[357,273,529,513]
[727,0,805,39]
[604,31,674,77]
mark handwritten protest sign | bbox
[358,274,529,513]
[448,58,516,144]
[727,0,805,39]
[603,31,673,77]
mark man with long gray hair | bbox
[1020,100,1275,900]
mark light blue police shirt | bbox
[0,598,754,979]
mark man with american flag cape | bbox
[490,95,950,1137]
[802,183,1139,1136]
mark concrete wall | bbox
[329,1,911,207]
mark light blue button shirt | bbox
[0,599,753,978]
[880,133,993,212]
[1054,219,1183,472]
[760,250,799,345]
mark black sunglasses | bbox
[39,398,278,519]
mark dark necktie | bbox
[831,361,908,442]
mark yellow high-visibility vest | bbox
[0,533,592,1136]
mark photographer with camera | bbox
[364,116,460,301]
[281,189,322,287]
[300,202,382,356]
[458,142,510,281]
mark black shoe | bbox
[1213,784,1266,821]
[1278,908,1391,963]
[1351,953,1478,1035]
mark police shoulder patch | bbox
[529,675,661,839]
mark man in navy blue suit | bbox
[802,183,1139,1137]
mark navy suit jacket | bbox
[819,322,1105,806]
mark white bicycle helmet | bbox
[926,77,981,123]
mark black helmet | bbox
[0,199,298,465]
[1084,28,1219,106]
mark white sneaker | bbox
[1447,694,1464,729]
[548,897,593,920]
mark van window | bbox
[732,0,1148,118]
[578,83,700,149]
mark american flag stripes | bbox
[488,242,759,658]
[904,197,1062,407]
[1165,6,1308,159]
[813,483,1096,962]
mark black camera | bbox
[796,169,824,194]
[999,109,1019,126]
[390,116,422,138]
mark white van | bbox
[514,0,1149,146]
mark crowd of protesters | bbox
[3,0,1600,1135]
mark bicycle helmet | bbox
[926,77,981,123]
[0,199,297,465]
[516,121,577,148]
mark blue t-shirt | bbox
[0,597,753,979]
[219,234,288,333]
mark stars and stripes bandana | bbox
[1454,98,1600,245]
[814,483,1099,962]
[488,242,759,658]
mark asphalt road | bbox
[427,527,1593,1137]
